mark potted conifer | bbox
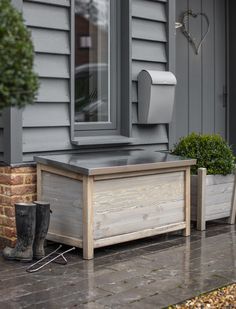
[172,133,236,230]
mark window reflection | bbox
[75,0,109,123]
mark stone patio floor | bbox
[0,223,235,309]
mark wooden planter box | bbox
[191,168,236,230]
[35,151,196,259]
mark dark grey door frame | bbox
[168,0,176,149]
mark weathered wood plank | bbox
[197,168,206,231]
[183,167,191,236]
[41,172,83,240]
[94,172,185,239]
[83,176,94,260]
[205,174,234,186]
[229,169,236,224]
[94,222,186,248]
[94,203,184,240]
[205,203,231,220]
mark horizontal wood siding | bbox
[131,0,169,147]
[22,0,72,160]
[20,0,170,162]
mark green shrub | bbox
[172,133,235,175]
[0,0,39,109]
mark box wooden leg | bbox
[83,176,94,260]
[183,167,191,237]
[197,168,206,231]
[228,167,236,225]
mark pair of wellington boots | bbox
[3,201,50,262]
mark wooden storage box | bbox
[35,151,196,259]
[191,168,236,230]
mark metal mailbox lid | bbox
[138,70,177,85]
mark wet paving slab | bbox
[0,222,235,309]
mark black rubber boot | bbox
[33,201,50,260]
[3,203,36,262]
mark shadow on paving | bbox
[0,222,235,309]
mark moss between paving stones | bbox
[168,283,236,309]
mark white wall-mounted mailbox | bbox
[138,70,177,124]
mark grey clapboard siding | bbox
[23,1,70,30]
[30,28,70,55]
[22,103,70,127]
[36,79,70,103]
[26,0,70,7]
[22,0,71,160]
[131,0,168,146]
[23,127,72,153]
[21,0,170,162]
[34,54,70,79]
[132,0,167,22]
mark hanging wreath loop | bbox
[180,9,210,55]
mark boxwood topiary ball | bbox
[172,133,235,175]
[0,0,39,109]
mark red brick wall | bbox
[0,165,37,247]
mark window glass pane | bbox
[75,0,110,123]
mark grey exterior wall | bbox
[22,0,72,162]
[131,0,169,146]
[3,0,171,164]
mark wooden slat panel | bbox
[22,103,70,127]
[34,54,70,78]
[205,174,234,186]
[94,172,185,239]
[25,0,70,7]
[23,2,70,30]
[41,172,83,240]
[206,203,231,220]
[132,40,167,62]
[30,28,70,54]
[23,127,72,152]
[36,78,70,103]
[132,0,167,22]
[132,18,167,42]
[132,60,165,81]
